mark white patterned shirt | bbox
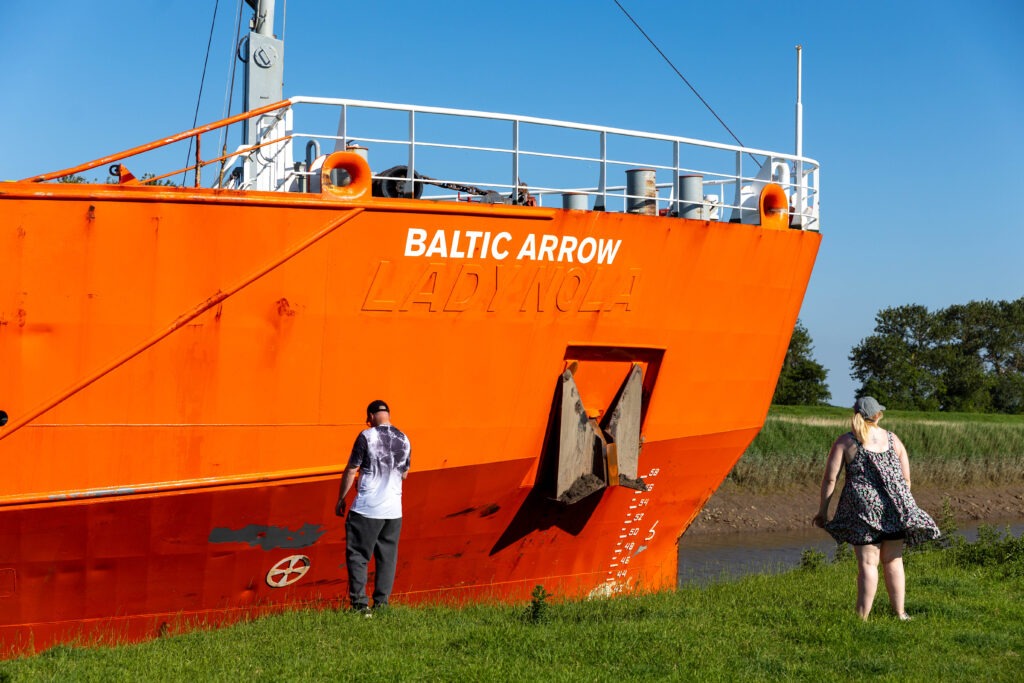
[347,425,411,519]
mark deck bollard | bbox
[626,168,657,215]
[678,174,704,219]
[562,193,588,210]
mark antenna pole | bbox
[794,45,805,226]
[253,0,275,36]
[795,45,803,160]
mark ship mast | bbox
[794,44,805,227]
[242,0,284,186]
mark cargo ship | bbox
[0,1,820,656]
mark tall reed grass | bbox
[731,405,1024,490]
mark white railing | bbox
[249,96,820,230]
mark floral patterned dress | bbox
[825,431,941,546]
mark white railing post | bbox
[734,151,743,221]
[512,119,520,204]
[407,110,416,194]
[334,104,347,153]
[672,140,680,216]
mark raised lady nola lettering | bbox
[404,228,622,265]
[363,261,641,314]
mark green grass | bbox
[2,530,1022,681]
[731,405,1024,489]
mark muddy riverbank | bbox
[686,481,1024,536]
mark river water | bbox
[676,519,1024,586]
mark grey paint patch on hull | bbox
[209,523,326,550]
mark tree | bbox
[849,305,942,411]
[772,320,830,405]
[933,301,995,412]
[964,298,1024,413]
[850,298,1024,414]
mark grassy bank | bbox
[2,530,1021,681]
[731,405,1024,490]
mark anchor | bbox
[554,362,647,505]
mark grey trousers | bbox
[345,510,402,609]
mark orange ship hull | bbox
[0,170,819,654]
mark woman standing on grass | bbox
[812,396,941,620]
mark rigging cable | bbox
[185,0,223,186]
[612,0,752,156]
[217,0,246,187]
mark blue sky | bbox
[3,1,1022,406]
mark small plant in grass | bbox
[938,496,958,537]
[917,495,957,552]
[526,585,552,624]
[799,548,827,570]
[832,542,852,564]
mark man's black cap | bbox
[366,400,390,419]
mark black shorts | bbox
[853,531,906,546]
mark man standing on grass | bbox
[336,400,411,614]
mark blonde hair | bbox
[852,411,881,444]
